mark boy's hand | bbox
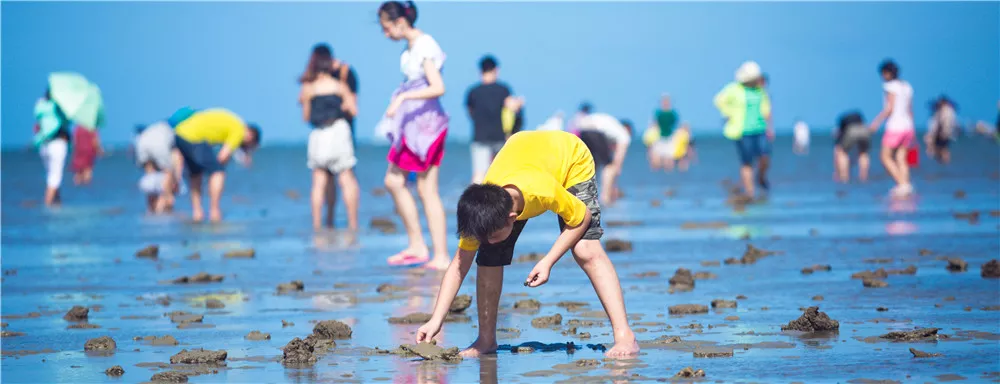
[415,320,443,343]
[525,260,553,287]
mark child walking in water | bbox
[376,1,450,269]
[70,124,103,185]
[299,44,361,231]
[869,59,915,197]
[415,130,640,359]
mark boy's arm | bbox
[424,249,477,324]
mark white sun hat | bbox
[735,61,763,84]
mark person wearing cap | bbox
[714,61,773,199]
[170,108,261,222]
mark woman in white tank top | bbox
[869,59,915,197]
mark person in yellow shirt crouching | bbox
[412,130,640,359]
[170,107,261,222]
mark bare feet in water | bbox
[459,338,498,358]
[604,338,640,358]
[387,247,429,265]
[209,208,222,223]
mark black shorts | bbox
[579,131,612,168]
[475,177,604,267]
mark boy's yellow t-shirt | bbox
[174,109,247,150]
[458,130,596,251]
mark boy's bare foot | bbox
[459,338,498,358]
[605,338,640,358]
[192,210,205,222]
[423,256,450,270]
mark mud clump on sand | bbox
[877,307,889,312]
[136,245,159,259]
[605,239,632,253]
[726,244,778,265]
[170,349,227,364]
[282,320,294,327]
[449,295,472,313]
[880,328,939,341]
[711,300,737,309]
[399,342,463,363]
[801,265,832,275]
[84,336,117,351]
[693,272,717,280]
[632,271,660,278]
[910,348,941,358]
[680,221,729,230]
[693,347,733,358]
[516,253,544,263]
[981,260,1000,278]
[245,331,270,341]
[63,306,89,321]
[674,367,706,378]
[276,281,305,294]
[669,268,695,292]
[606,220,643,227]
[736,295,748,300]
[105,365,125,376]
[136,335,179,346]
[67,323,101,330]
[514,299,541,310]
[887,265,918,275]
[376,284,407,294]
[369,217,397,234]
[223,249,255,259]
[388,312,469,324]
[863,278,889,288]
[556,301,589,312]
[313,320,352,339]
[167,312,203,324]
[205,299,225,309]
[782,307,839,332]
[1,331,25,337]
[151,371,189,383]
[171,272,224,284]
[701,260,721,267]
[851,268,889,280]
[946,258,968,272]
[282,338,317,365]
[812,295,825,301]
[531,314,563,327]
[185,253,201,261]
[669,304,709,315]
[953,211,980,224]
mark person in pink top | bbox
[869,59,915,197]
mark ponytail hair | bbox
[378,1,418,26]
[299,43,334,84]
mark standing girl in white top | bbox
[869,60,915,197]
[376,1,451,269]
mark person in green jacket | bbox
[714,61,773,199]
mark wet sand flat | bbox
[2,140,999,383]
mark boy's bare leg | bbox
[740,165,755,198]
[338,169,361,231]
[208,172,225,222]
[461,265,503,357]
[189,174,204,222]
[572,239,639,358]
[311,169,331,230]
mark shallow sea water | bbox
[2,135,999,383]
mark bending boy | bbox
[415,130,639,358]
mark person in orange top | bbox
[413,130,640,359]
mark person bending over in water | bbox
[135,121,180,213]
[415,130,640,359]
[833,110,872,183]
[576,113,632,205]
[171,107,261,222]
[925,96,957,164]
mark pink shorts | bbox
[387,130,447,173]
[882,130,915,149]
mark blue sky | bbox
[2,1,997,147]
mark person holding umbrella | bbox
[43,73,105,186]
[169,107,261,222]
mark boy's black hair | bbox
[879,59,899,79]
[457,183,513,242]
[244,123,262,150]
[479,55,498,73]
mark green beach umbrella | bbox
[48,72,104,130]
